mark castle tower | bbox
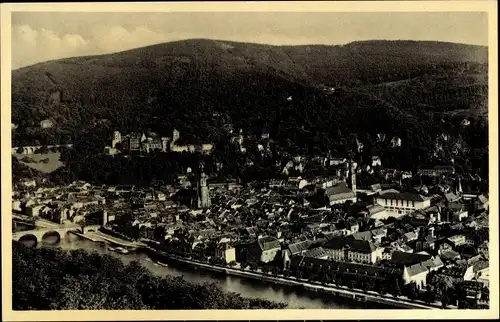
[172,129,180,143]
[161,137,169,152]
[112,131,122,148]
[197,163,211,209]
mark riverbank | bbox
[75,230,442,309]
[147,248,441,310]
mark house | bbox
[404,231,418,243]
[20,179,36,188]
[40,119,54,128]
[351,228,386,244]
[322,236,382,264]
[376,133,386,142]
[478,241,488,255]
[269,179,287,189]
[288,240,313,256]
[257,236,281,263]
[401,171,413,180]
[424,205,442,223]
[415,235,437,252]
[371,156,382,167]
[314,177,341,189]
[366,204,390,221]
[462,280,484,300]
[438,265,475,283]
[329,157,347,166]
[215,243,236,264]
[392,242,414,253]
[402,255,444,289]
[26,203,45,217]
[390,137,402,148]
[439,249,461,262]
[302,247,329,259]
[445,201,469,222]
[474,195,489,212]
[290,255,403,285]
[461,119,471,127]
[127,132,147,151]
[447,235,467,248]
[288,177,309,190]
[444,192,460,203]
[323,182,356,206]
[473,260,489,287]
[12,200,22,211]
[418,165,455,177]
[375,192,431,217]
[369,183,382,194]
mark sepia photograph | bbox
[1,1,498,321]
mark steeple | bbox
[348,158,356,194]
[457,175,463,196]
[197,161,211,209]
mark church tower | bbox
[348,159,357,194]
[457,176,463,196]
[102,210,108,226]
[197,163,211,209]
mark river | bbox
[44,235,393,309]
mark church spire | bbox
[197,161,211,209]
[457,175,463,196]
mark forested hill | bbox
[12,39,488,166]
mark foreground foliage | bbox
[12,242,287,310]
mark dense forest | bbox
[11,39,489,184]
[12,242,287,310]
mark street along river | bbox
[41,235,396,309]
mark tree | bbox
[441,291,450,308]
[405,283,418,300]
[365,277,375,293]
[481,287,489,302]
[347,279,356,290]
[37,145,49,154]
[424,285,437,304]
[12,242,288,310]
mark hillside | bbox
[11,39,488,176]
[12,39,488,121]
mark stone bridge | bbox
[11,144,73,155]
[12,226,82,246]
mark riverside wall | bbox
[147,248,440,310]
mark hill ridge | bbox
[13,38,487,71]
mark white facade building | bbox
[375,192,431,217]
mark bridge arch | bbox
[41,231,61,245]
[18,234,37,248]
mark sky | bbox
[11,11,488,69]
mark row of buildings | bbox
[104,129,214,155]
[12,151,490,305]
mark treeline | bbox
[12,242,287,310]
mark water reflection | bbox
[47,238,393,309]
